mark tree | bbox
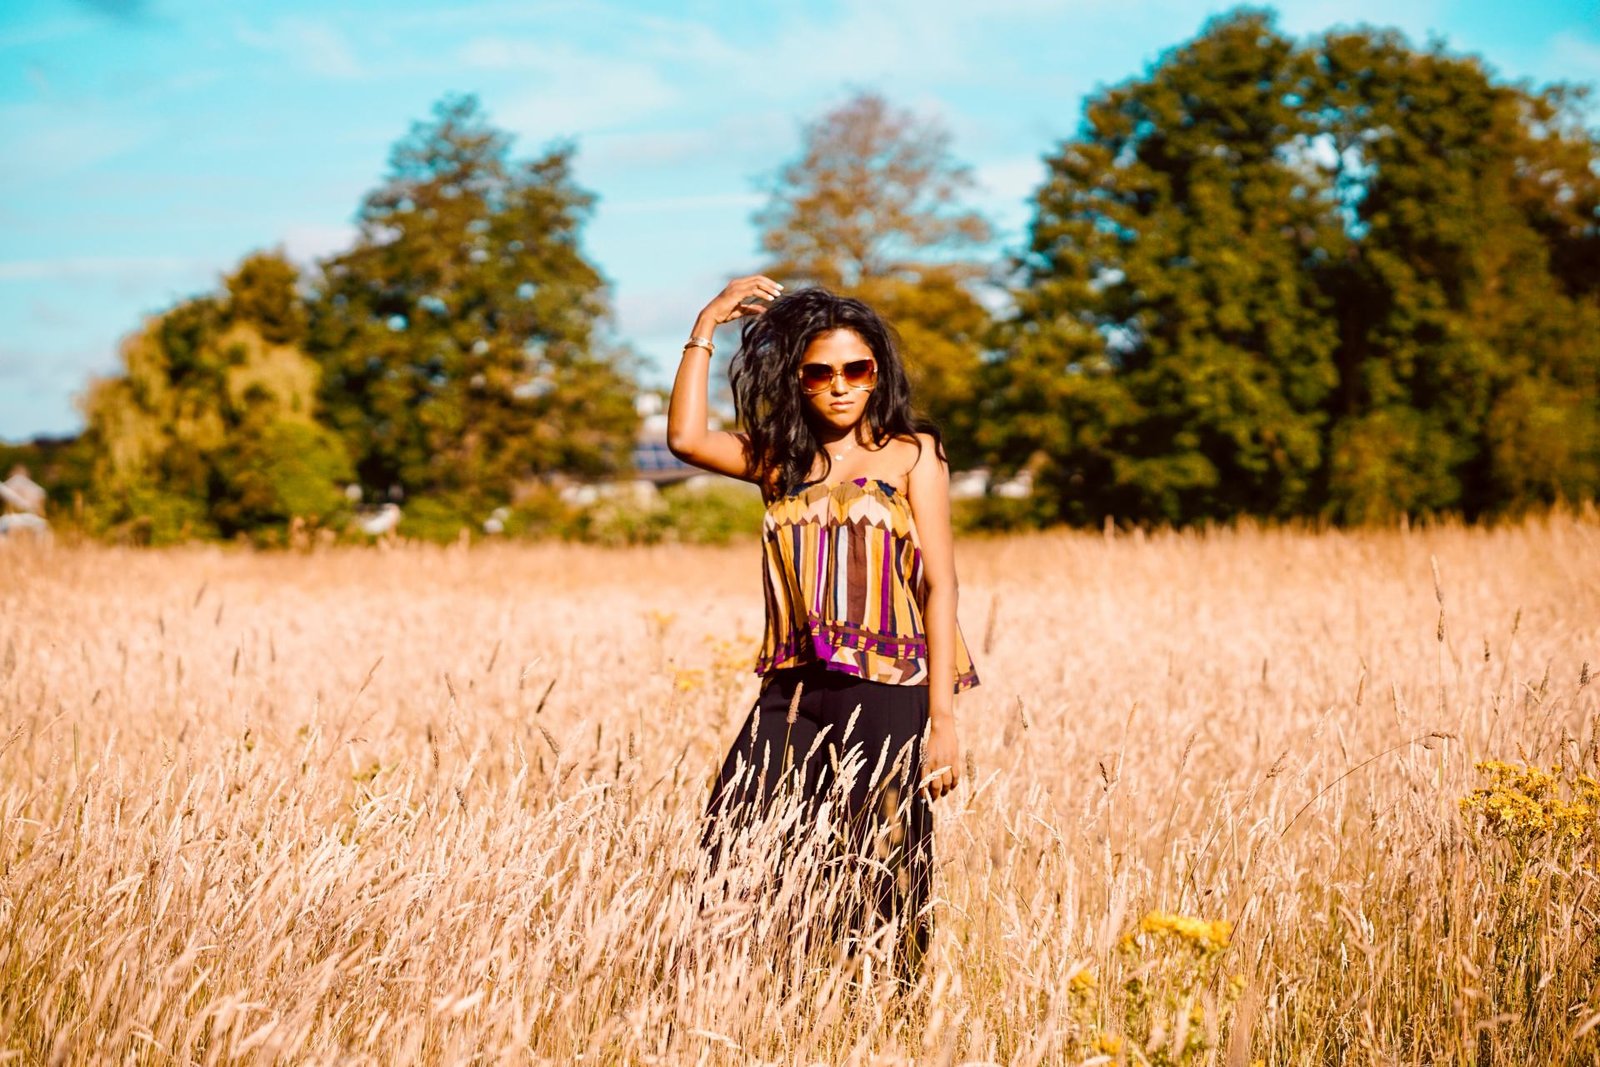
[310,93,639,516]
[79,250,352,543]
[752,90,995,466]
[1311,29,1600,520]
[991,8,1599,525]
[990,10,1341,524]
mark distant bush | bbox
[380,479,766,547]
[951,493,1053,535]
[660,481,766,544]
[395,496,480,543]
[94,484,218,546]
[558,480,764,546]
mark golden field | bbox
[2,510,1598,1065]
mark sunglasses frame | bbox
[797,358,878,395]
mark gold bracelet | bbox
[683,337,714,354]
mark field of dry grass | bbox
[3,509,1598,1065]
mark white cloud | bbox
[0,343,117,440]
[970,155,1049,243]
[1272,0,1446,42]
[280,222,359,267]
[29,299,78,329]
[454,37,548,71]
[606,265,783,380]
[602,191,764,215]
[462,40,684,137]
[613,272,732,340]
[0,105,163,190]
[233,16,365,79]
[582,110,786,173]
[582,127,725,169]
[0,255,204,283]
[973,155,1048,205]
[1550,31,1600,82]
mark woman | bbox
[668,274,981,986]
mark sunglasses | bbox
[797,358,877,394]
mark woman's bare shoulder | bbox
[904,432,946,469]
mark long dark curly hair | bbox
[730,285,945,500]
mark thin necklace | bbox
[828,436,858,462]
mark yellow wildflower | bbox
[1460,759,1598,842]
[1136,910,1233,954]
[708,633,758,675]
[1092,1031,1122,1055]
[1068,966,1097,995]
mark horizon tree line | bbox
[4,7,1595,543]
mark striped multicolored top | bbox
[755,476,981,693]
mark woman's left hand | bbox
[922,716,961,802]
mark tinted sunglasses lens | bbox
[843,360,876,388]
[799,365,834,392]
[798,361,877,392]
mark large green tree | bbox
[989,10,1341,524]
[1312,28,1600,521]
[310,94,639,514]
[753,90,995,467]
[991,8,1599,525]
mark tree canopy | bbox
[79,251,353,543]
[988,9,1599,525]
[33,16,1600,542]
[311,94,639,516]
[753,90,996,467]
[72,94,640,543]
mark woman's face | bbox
[797,328,877,436]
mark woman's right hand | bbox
[699,275,784,327]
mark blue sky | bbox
[2,0,1596,442]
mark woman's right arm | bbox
[666,274,783,482]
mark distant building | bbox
[0,466,46,515]
[950,465,1035,499]
[993,469,1034,499]
[950,467,990,500]
[631,392,717,488]
[0,465,50,541]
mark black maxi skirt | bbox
[701,659,933,984]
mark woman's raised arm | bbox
[666,274,783,481]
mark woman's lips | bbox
[828,401,852,410]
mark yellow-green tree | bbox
[79,251,352,543]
